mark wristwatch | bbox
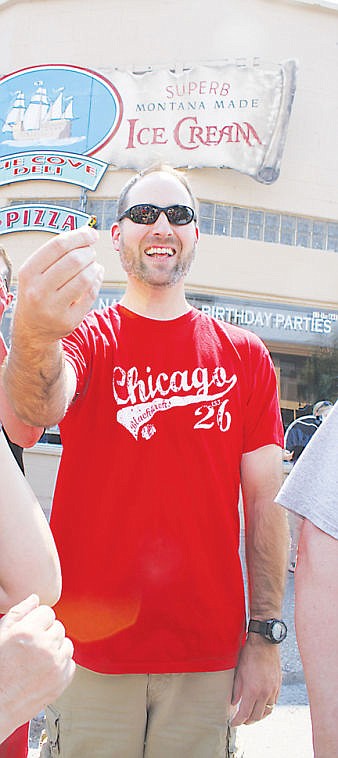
[248,618,287,643]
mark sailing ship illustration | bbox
[2,82,75,143]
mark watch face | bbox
[271,621,287,641]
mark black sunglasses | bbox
[118,204,196,226]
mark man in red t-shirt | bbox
[4,166,289,757]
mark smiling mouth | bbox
[145,247,175,257]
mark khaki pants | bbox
[43,664,236,757]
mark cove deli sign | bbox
[0,204,92,234]
[0,64,120,188]
[0,151,107,191]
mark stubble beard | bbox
[119,240,197,288]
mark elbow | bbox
[0,557,62,614]
[36,557,62,607]
[25,428,45,448]
[13,427,44,448]
[47,571,62,606]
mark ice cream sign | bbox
[0,64,122,188]
[107,60,297,184]
[0,60,297,188]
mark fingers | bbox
[14,226,104,339]
[1,594,40,628]
[231,666,279,725]
[26,227,99,275]
[46,240,99,292]
[17,603,57,632]
[46,636,76,700]
[44,618,66,645]
[54,652,76,696]
[22,608,74,658]
[0,598,75,715]
[18,225,100,300]
[231,695,277,726]
[21,236,99,298]
[61,261,104,307]
[62,635,74,659]
[44,621,75,665]
[231,673,241,707]
[46,620,74,661]
[262,703,275,719]
[244,697,275,724]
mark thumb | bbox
[231,670,242,706]
[1,594,40,628]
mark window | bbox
[8,197,338,254]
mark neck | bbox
[120,278,190,320]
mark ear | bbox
[194,223,200,242]
[111,222,120,252]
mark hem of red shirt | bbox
[74,651,241,675]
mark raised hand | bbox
[14,225,104,341]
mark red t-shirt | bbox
[52,305,283,674]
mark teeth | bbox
[145,247,175,257]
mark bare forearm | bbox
[245,500,289,617]
[0,376,43,446]
[4,320,69,428]
[0,338,44,445]
[0,433,61,609]
[232,446,288,727]
[242,446,288,619]
[295,521,338,757]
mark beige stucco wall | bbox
[1,0,338,207]
[1,0,337,307]
[1,0,337,507]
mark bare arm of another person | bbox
[231,444,289,726]
[0,594,75,744]
[0,429,61,610]
[0,335,43,446]
[295,519,338,758]
[3,226,103,428]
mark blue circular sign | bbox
[0,64,123,158]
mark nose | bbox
[151,211,173,235]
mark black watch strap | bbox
[248,618,287,643]
[248,619,265,635]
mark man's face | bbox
[111,172,199,288]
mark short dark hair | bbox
[0,245,12,286]
[117,164,198,221]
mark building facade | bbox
[0,0,337,503]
